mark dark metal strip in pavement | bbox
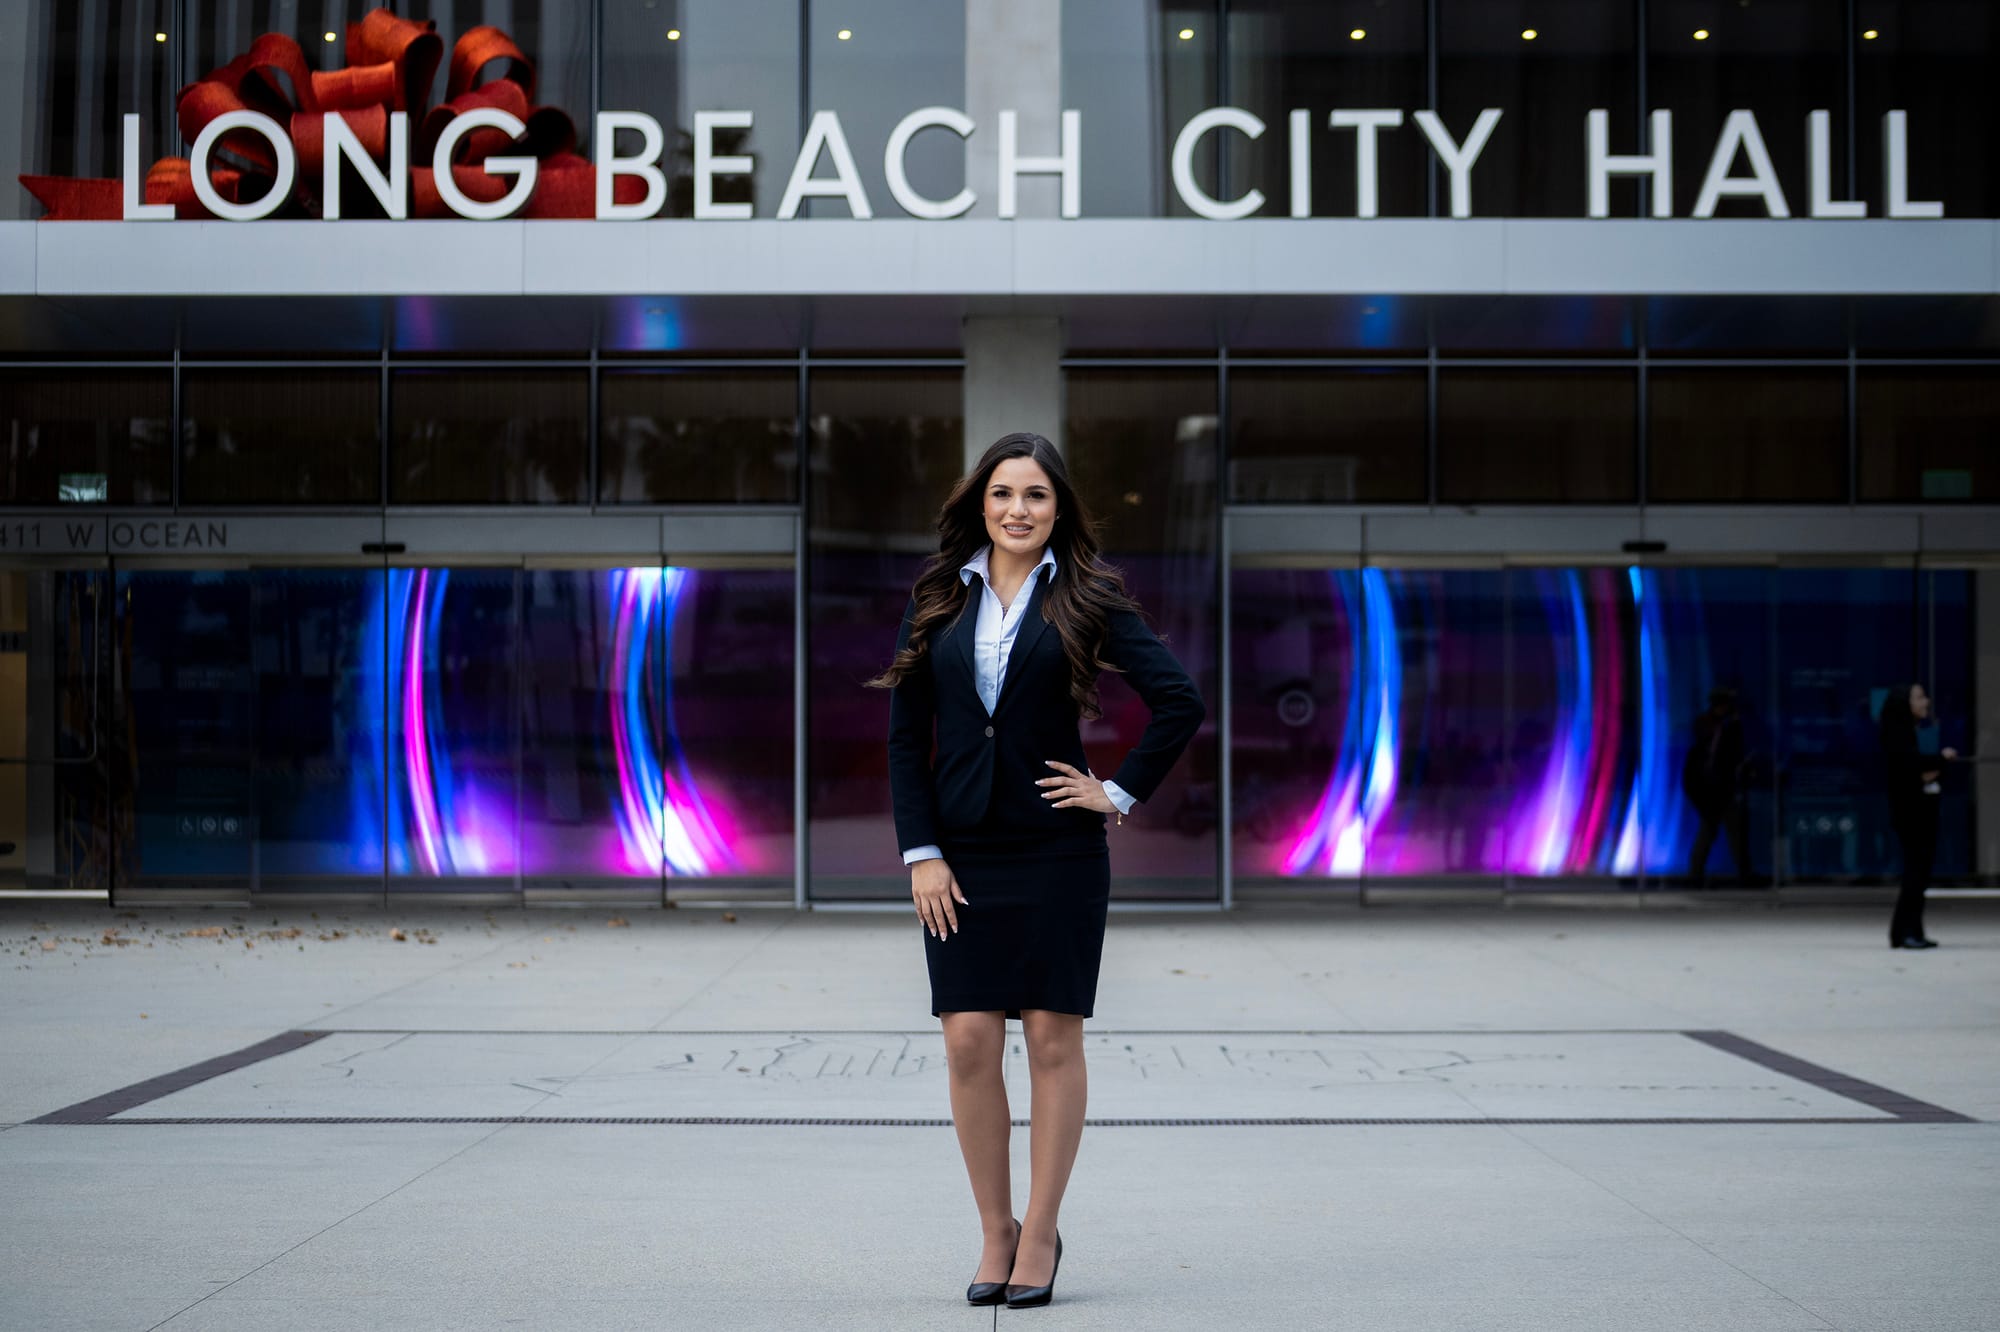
[25,1029,1976,1126]
[1682,1030,1976,1123]
[27,1030,333,1124]
[64,1115,1952,1126]
[299,1027,1723,1036]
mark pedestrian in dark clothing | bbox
[1879,682,1956,949]
[1682,688,1751,886]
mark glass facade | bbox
[1231,564,1979,887]
[106,562,793,895]
[805,368,962,899]
[8,1,1997,220]
[0,334,1989,898]
[0,2,1993,903]
[1056,0,1992,219]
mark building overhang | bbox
[4,219,1997,298]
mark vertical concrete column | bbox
[1976,570,2000,877]
[965,0,1063,223]
[962,0,1065,470]
[962,315,1064,468]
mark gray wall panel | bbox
[15,219,1998,298]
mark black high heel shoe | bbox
[966,1217,1020,1306]
[1004,1229,1062,1308]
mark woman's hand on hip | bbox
[911,858,966,939]
[1038,760,1117,813]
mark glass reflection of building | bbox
[0,1,1993,902]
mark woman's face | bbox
[982,456,1058,557]
[1909,684,1931,720]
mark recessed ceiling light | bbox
[837,28,852,40]
[1522,28,1538,40]
[322,31,336,43]
[1693,28,1710,40]
[1178,27,1194,41]
[667,29,681,40]
[1349,28,1367,41]
[153,31,166,42]
[1862,28,1879,39]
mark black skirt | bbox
[921,822,1111,1019]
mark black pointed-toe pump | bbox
[966,1217,1021,1306]
[1004,1229,1062,1308]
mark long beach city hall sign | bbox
[85,103,1950,223]
[22,13,1944,224]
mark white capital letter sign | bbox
[694,110,754,220]
[1412,109,1501,219]
[998,108,1080,219]
[432,108,537,219]
[324,110,409,220]
[1288,109,1311,218]
[99,101,1952,226]
[778,110,873,219]
[1328,109,1403,219]
[1588,108,1673,218]
[1172,108,1267,220]
[1692,110,1789,218]
[122,114,173,219]
[595,111,666,220]
[1883,111,1943,218]
[885,107,976,219]
[190,110,296,221]
[1806,110,1865,218]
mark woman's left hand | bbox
[1039,760,1117,812]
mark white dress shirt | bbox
[903,543,1136,866]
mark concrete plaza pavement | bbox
[2,894,1997,1331]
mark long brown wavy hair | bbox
[865,431,1142,720]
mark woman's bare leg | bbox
[1011,1008,1086,1286]
[939,1009,1015,1281]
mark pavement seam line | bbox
[308,912,550,1028]
[646,907,804,1032]
[141,1117,523,1332]
[1461,914,1717,1026]
[1227,908,1367,1026]
[1486,1118,1844,1331]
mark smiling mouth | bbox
[1002,524,1033,534]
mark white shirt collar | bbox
[959,542,1058,587]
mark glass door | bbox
[0,563,111,895]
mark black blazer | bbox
[887,564,1206,853]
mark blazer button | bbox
[984,725,995,737]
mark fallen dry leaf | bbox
[186,926,224,938]
[39,939,56,951]
[606,917,629,928]
[389,928,406,941]
[722,911,737,923]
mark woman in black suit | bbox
[867,431,1204,1309]
[1878,682,1957,948]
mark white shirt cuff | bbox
[902,845,944,865]
[1102,780,1137,815]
